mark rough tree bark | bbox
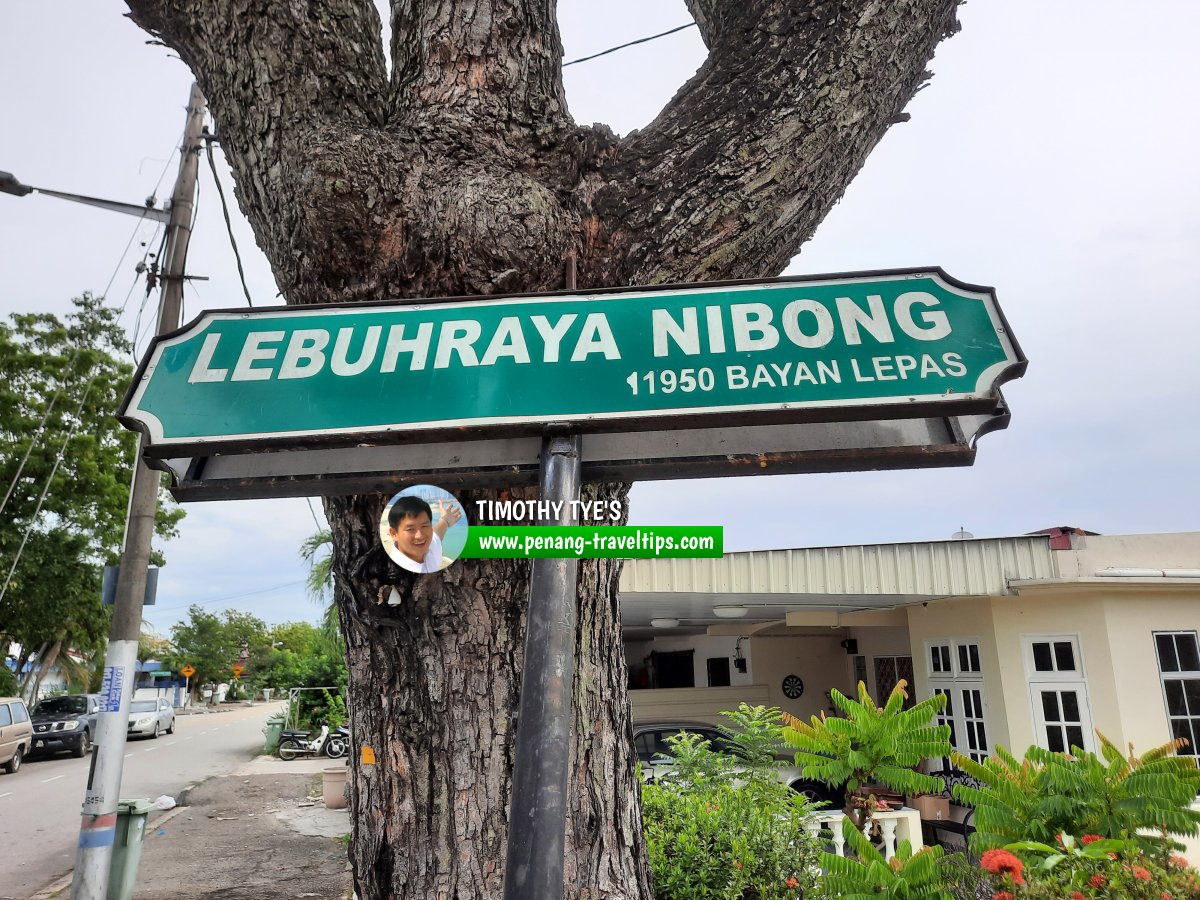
[124,1,961,897]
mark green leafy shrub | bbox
[782,680,951,827]
[822,816,950,898]
[320,689,348,729]
[983,834,1200,899]
[641,705,824,900]
[953,735,1200,855]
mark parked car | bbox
[127,697,175,738]
[0,696,34,774]
[632,720,844,807]
[29,694,100,758]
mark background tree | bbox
[167,606,269,701]
[247,619,348,724]
[0,295,184,690]
[124,2,964,897]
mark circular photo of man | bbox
[379,485,468,574]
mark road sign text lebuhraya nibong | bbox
[122,273,1021,446]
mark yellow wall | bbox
[748,634,845,720]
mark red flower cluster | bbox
[1089,873,1107,888]
[991,892,1013,900]
[981,849,1026,886]
[1071,892,1085,900]
[1170,855,1190,869]
[1081,834,1104,845]
[785,876,799,889]
[1132,865,1153,882]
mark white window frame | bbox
[1022,634,1094,753]
[927,637,990,769]
[925,637,984,680]
[1022,633,1086,682]
[1153,630,1200,756]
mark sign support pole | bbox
[70,83,206,900]
[502,258,582,900]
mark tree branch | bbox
[584,0,962,286]
[125,0,390,297]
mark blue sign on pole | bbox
[99,666,126,713]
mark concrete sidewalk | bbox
[34,756,353,900]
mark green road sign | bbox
[120,270,1024,454]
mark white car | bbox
[127,698,175,738]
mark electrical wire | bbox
[0,130,181,574]
[205,137,254,306]
[0,215,162,521]
[306,497,325,532]
[151,579,308,615]
[563,23,696,67]
[0,380,100,605]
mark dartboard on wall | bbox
[782,674,805,699]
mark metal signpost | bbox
[117,266,1026,900]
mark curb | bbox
[27,788,199,900]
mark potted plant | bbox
[782,679,951,829]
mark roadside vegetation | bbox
[643,688,1200,899]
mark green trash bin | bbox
[106,798,156,900]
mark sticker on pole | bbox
[100,666,126,712]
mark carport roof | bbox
[618,534,1056,634]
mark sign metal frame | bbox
[118,269,1026,459]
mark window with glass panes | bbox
[1155,631,1200,756]
[927,639,989,770]
[1023,634,1094,753]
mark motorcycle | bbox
[278,723,335,760]
[324,724,349,759]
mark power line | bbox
[563,23,696,68]
[205,133,254,306]
[0,131,182,577]
[152,579,308,614]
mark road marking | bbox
[0,791,12,799]
[142,747,157,753]
[125,753,134,758]
[40,774,65,784]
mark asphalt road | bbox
[0,701,286,899]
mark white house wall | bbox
[906,599,1011,751]
[1100,590,1199,754]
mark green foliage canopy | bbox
[167,606,269,692]
[0,295,183,677]
[953,734,1200,854]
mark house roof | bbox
[619,533,1055,634]
[618,531,1200,635]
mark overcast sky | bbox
[2,1,1198,635]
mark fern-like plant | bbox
[952,733,1200,855]
[782,680,951,827]
[821,816,950,899]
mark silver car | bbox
[127,698,175,739]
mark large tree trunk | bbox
[125,1,962,897]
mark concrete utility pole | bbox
[70,83,206,900]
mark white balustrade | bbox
[805,807,924,860]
